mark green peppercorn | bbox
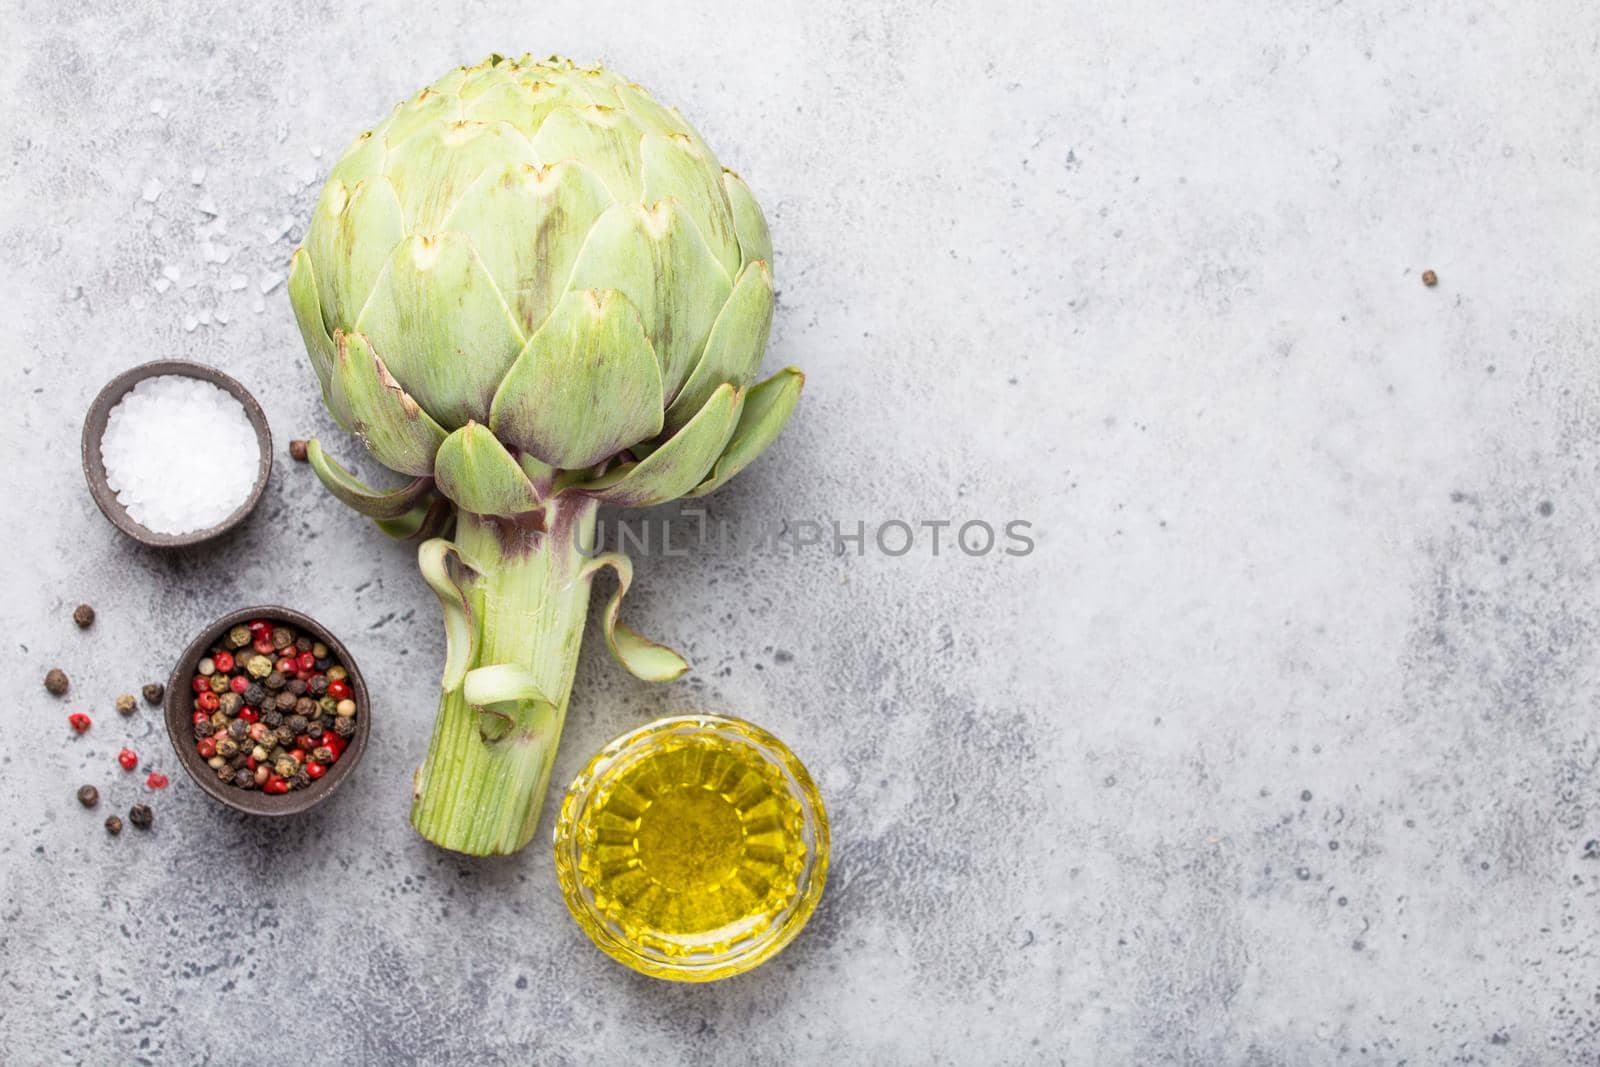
[115,693,136,716]
[318,697,337,716]
[207,754,227,770]
[332,716,356,738]
[326,665,348,682]
[274,757,299,779]
[311,642,328,659]
[210,710,229,729]
[226,625,251,649]
[128,804,153,830]
[336,699,357,718]
[311,745,334,763]
[142,682,164,705]
[216,737,240,759]
[251,744,269,763]
[104,815,123,835]
[77,784,99,808]
[264,671,286,691]
[209,673,230,694]
[246,655,272,679]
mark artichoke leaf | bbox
[573,383,742,507]
[356,233,527,428]
[722,170,773,268]
[434,422,543,517]
[303,176,406,339]
[306,439,436,519]
[489,289,663,470]
[418,538,480,691]
[287,249,349,429]
[565,201,733,402]
[439,159,612,340]
[374,493,451,541]
[462,664,557,744]
[331,331,449,476]
[529,105,647,202]
[687,367,804,497]
[663,260,773,434]
[580,552,689,682]
[640,132,740,277]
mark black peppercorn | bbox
[295,636,312,653]
[314,658,331,671]
[275,691,296,711]
[73,603,96,628]
[265,671,286,691]
[128,804,153,830]
[287,679,307,696]
[194,719,215,739]
[312,745,334,763]
[294,698,317,719]
[230,752,250,769]
[44,668,69,696]
[286,714,308,735]
[233,769,255,789]
[217,737,240,759]
[332,716,356,738]
[274,725,296,746]
[142,682,164,705]
[219,692,243,717]
[227,719,249,741]
[292,769,311,791]
[243,683,267,707]
[104,815,123,835]
[308,675,329,697]
[263,709,284,728]
[77,784,99,808]
[305,722,325,741]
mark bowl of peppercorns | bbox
[164,606,370,816]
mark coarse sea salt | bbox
[100,375,259,535]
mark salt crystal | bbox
[251,297,265,313]
[100,375,259,535]
[215,309,230,325]
[310,146,323,159]
[259,272,284,294]
[161,264,182,283]
[182,313,199,332]
[150,99,167,117]
[264,216,294,242]
[228,274,247,291]
[153,277,172,294]
[197,195,218,216]
[191,167,206,186]
[142,179,165,203]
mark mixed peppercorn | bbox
[189,618,357,794]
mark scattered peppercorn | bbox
[142,682,164,705]
[115,693,137,716]
[128,804,153,830]
[44,668,69,696]
[118,748,138,770]
[289,438,309,462]
[68,713,92,733]
[145,772,169,790]
[77,785,99,808]
[73,603,96,628]
[1421,269,1438,287]
[104,815,123,835]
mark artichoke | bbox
[288,54,802,855]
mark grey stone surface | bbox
[3,1,1599,1063]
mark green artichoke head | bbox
[289,53,802,522]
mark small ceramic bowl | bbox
[554,714,829,982]
[82,360,272,547]
[165,606,369,816]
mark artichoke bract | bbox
[289,54,803,855]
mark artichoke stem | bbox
[410,496,598,855]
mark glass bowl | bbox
[553,714,828,982]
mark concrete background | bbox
[3,1,1598,1063]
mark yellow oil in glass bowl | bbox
[554,715,828,981]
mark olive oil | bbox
[575,734,807,955]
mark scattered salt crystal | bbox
[214,309,230,325]
[198,309,213,326]
[228,274,247,291]
[142,179,165,203]
[310,145,323,159]
[100,375,259,535]
[182,313,199,332]
[161,264,182,283]
[153,276,172,294]
[264,216,294,242]
[150,99,167,117]
[259,272,284,294]
[197,195,218,216]
[251,297,265,313]
[190,167,206,186]
[202,241,232,264]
